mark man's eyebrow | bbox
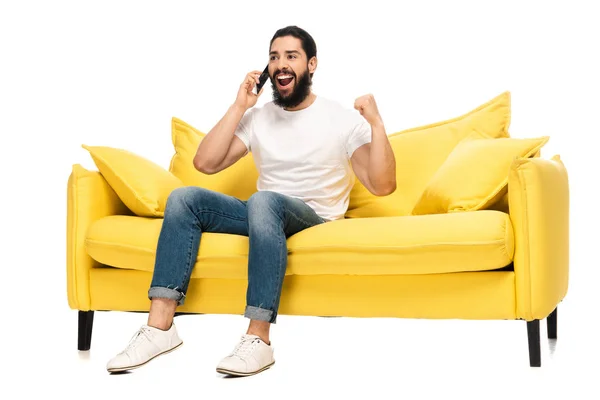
[269,50,301,55]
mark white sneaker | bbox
[216,334,275,376]
[106,323,183,373]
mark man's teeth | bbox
[277,75,293,80]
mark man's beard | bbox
[271,69,312,109]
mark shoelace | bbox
[120,326,153,354]
[230,335,260,360]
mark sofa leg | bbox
[526,319,541,367]
[78,311,94,351]
[547,307,557,339]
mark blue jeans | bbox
[148,186,327,324]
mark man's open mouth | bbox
[276,74,294,88]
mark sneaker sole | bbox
[216,360,275,377]
[107,341,183,373]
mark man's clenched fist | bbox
[354,94,383,127]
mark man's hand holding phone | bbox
[235,69,267,110]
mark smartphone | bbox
[254,65,270,95]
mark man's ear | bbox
[308,57,317,74]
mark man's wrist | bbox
[369,117,385,130]
[231,103,247,114]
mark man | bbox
[106,25,396,377]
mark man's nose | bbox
[277,59,289,71]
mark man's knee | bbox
[247,191,282,217]
[165,186,209,215]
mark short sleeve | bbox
[234,108,255,152]
[345,118,372,158]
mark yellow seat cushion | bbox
[82,145,184,217]
[84,210,514,279]
[412,136,549,215]
[346,91,512,218]
[86,215,251,280]
[168,117,259,200]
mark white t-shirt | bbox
[234,95,372,221]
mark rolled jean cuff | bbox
[245,305,276,324]
[148,286,185,306]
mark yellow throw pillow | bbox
[346,91,512,218]
[82,145,184,217]
[168,117,259,200]
[411,136,549,215]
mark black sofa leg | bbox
[78,311,94,351]
[526,319,541,367]
[547,307,557,339]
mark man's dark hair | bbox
[270,26,317,78]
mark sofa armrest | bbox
[67,164,132,310]
[509,155,569,320]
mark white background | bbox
[1,0,599,398]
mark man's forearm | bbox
[367,121,396,195]
[194,103,246,170]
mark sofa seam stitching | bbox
[85,238,510,262]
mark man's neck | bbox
[284,92,317,111]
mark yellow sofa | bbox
[66,92,569,367]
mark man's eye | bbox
[288,55,296,59]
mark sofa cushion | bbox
[168,117,259,200]
[86,215,251,280]
[85,210,514,278]
[411,136,549,215]
[345,91,512,218]
[82,145,184,217]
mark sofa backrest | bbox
[346,91,511,217]
[169,91,511,217]
[169,117,259,201]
